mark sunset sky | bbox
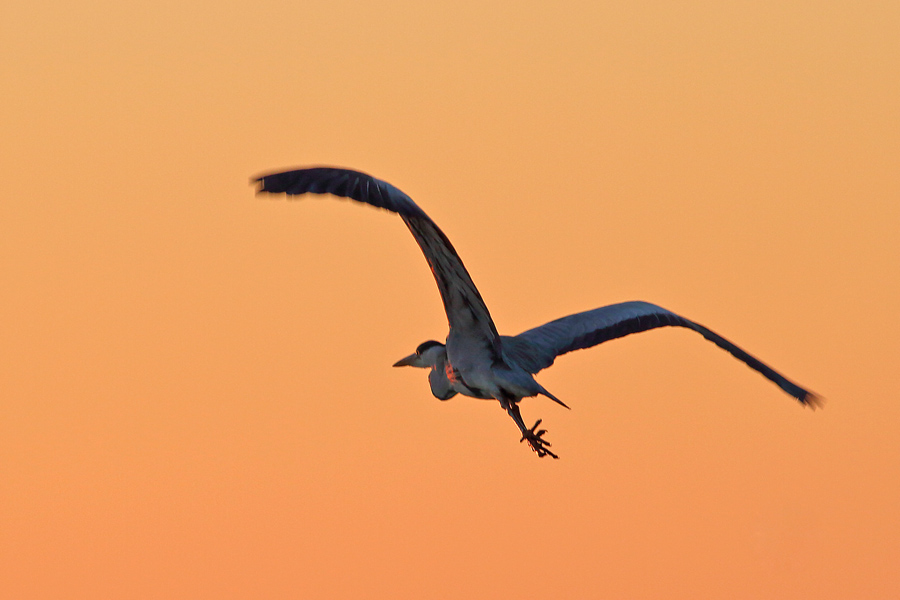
[2,0,899,597]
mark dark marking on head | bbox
[416,340,444,355]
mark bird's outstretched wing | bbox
[254,167,500,351]
[502,300,820,407]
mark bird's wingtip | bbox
[249,173,269,194]
[801,392,825,410]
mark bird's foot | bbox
[520,419,559,459]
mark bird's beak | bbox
[392,353,418,367]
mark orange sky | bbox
[2,0,899,598]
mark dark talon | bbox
[520,419,559,459]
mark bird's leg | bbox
[506,402,558,459]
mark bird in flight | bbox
[253,167,820,458]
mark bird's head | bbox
[392,340,446,369]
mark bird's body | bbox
[254,167,820,458]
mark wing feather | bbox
[254,167,500,351]
[504,301,820,406]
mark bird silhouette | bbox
[254,167,820,458]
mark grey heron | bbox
[254,167,820,458]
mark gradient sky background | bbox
[2,1,899,598]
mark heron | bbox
[253,167,820,458]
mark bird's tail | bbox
[540,386,570,410]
